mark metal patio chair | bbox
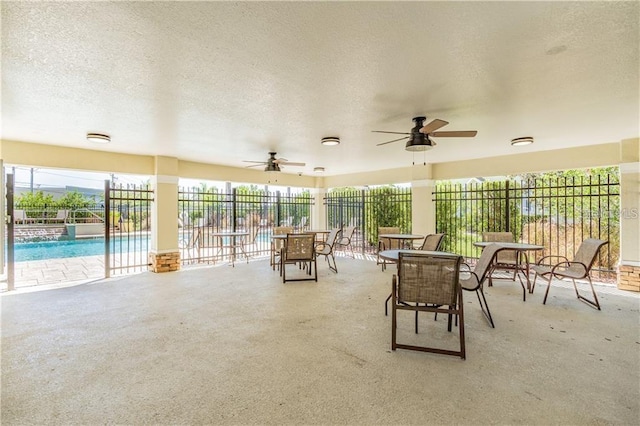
[315,228,340,273]
[531,238,608,310]
[271,226,294,270]
[391,252,465,359]
[418,233,446,251]
[459,243,503,328]
[482,232,518,284]
[377,226,400,271]
[281,233,317,283]
[335,225,356,258]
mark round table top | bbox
[378,249,460,262]
[307,229,331,234]
[473,241,544,250]
[211,231,249,237]
[378,233,424,240]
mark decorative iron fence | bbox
[325,186,412,254]
[178,186,313,265]
[105,181,154,277]
[434,168,620,280]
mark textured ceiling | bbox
[1,2,638,176]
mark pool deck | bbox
[2,255,106,292]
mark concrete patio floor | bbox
[2,255,639,424]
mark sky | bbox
[6,165,149,190]
[4,165,306,192]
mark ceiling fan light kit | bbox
[321,136,340,146]
[405,140,434,152]
[86,132,110,144]
[243,151,305,173]
[373,116,477,151]
[511,136,534,146]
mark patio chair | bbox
[531,238,608,310]
[281,233,317,283]
[271,226,294,270]
[243,226,260,259]
[482,232,518,284]
[377,226,400,271]
[335,225,356,258]
[391,252,465,359]
[295,216,308,232]
[418,233,446,251]
[315,227,340,273]
[179,227,202,261]
[13,209,33,224]
[459,243,503,328]
[49,209,69,223]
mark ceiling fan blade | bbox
[245,163,266,168]
[372,131,411,135]
[430,130,478,138]
[420,119,449,134]
[243,160,267,164]
[376,136,409,146]
[280,161,306,167]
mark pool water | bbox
[11,237,150,262]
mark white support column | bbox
[411,164,436,236]
[311,180,327,230]
[618,138,640,291]
[149,156,180,273]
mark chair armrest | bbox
[315,242,328,252]
[460,262,472,272]
[551,261,588,278]
[536,254,569,265]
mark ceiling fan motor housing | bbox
[406,117,434,151]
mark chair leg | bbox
[391,278,397,350]
[458,301,466,360]
[542,274,553,304]
[328,253,338,273]
[385,293,391,316]
[574,277,601,310]
[475,288,495,328]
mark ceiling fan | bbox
[243,152,306,172]
[373,116,477,151]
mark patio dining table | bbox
[473,241,544,300]
[212,231,249,267]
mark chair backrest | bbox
[462,243,503,290]
[482,232,516,264]
[379,226,401,249]
[14,209,27,222]
[247,226,260,244]
[420,233,445,251]
[317,228,341,255]
[273,226,294,249]
[284,233,316,261]
[570,238,608,275]
[339,226,356,244]
[397,252,462,306]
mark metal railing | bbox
[433,169,620,280]
[178,186,313,265]
[105,181,154,277]
[325,186,412,254]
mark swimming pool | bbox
[11,237,150,262]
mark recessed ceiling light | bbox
[511,136,534,146]
[314,167,325,172]
[321,136,340,146]
[87,133,110,144]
